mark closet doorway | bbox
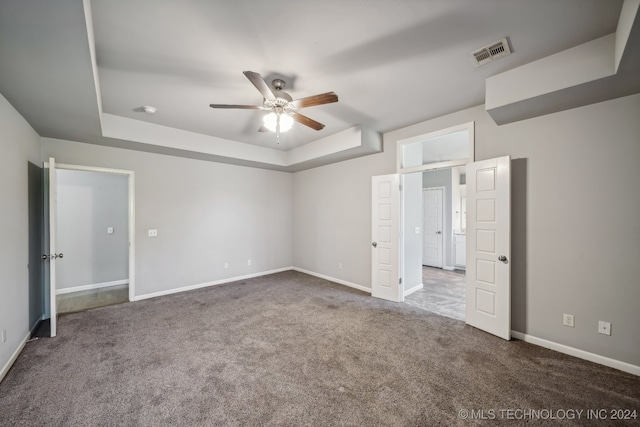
[44,159,135,337]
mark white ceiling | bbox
[0,0,626,167]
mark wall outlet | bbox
[598,321,611,336]
[338,262,343,269]
[224,262,229,269]
[107,227,114,234]
[563,313,574,328]
[247,259,252,266]
[148,229,158,237]
[414,227,420,234]
[1,329,6,344]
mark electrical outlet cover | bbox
[598,321,611,336]
[563,313,574,328]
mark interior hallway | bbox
[404,267,465,320]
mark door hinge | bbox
[399,278,402,285]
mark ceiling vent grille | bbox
[472,38,511,67]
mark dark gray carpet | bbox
[1,271,638,426]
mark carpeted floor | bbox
[1,271,638,426]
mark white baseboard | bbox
[443,265,455,271]
[57,279,129,295]
[292,267,372,294]
[511,330,640,377]
[0,331,30,384]
[404,283,423,297]
[134,267,293,301]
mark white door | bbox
[465,156,511,340]
[46,158,59,337]
[371,174,401,301]
[422,188,443,268]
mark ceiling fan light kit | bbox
[209,71,338,143]
[263,111,293,133]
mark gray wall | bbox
[42,138,293,297]
[56,169,128,289]
[422,169,453,268]
[0,93,41,374]
[292,93,640,366]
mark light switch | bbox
[107,227,114,234]
[148,229,158,237]
[414,227,420,234]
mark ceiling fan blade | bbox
[291,112,325,130]
[243,71,276,101]
[258,125,269,132]
[209,104,263,109]
[290,92,338,109]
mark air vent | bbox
[472,38,511,67]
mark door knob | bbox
[498,255,507,262]
[372,242,377,248]
[57,253,64,259]
[41,254,48,260]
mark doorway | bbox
[55,169,130,314]
[44,159,135,336]
[28,162,46,334]
[404,167,467,320]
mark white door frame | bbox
[422,186,444,268]
[45,161,136,303]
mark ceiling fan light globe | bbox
[263,112,293,133]
[279,113,294,132]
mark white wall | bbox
[292,93,640,367]
[0,93,41,376]
[56,169,128,290]
[42,139,293,298]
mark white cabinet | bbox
[454,234,466,268]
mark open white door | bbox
[465,156,511,340]
[371,174,401,301]
[47,157,59,337]
[422,188,443,268]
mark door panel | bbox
[371,174,401,301]
[47,158,58,337]
[422,188,443,267]
[465,156,511,340]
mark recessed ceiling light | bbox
[142,105,157,114]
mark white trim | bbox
[511,330,640,376]
[56,279,129,295]
[0,332,30,384]
[443,265,455,271]
[46,162,136,303]
[293,267,372,294]
[404,283,423,297]
[134,267,293,301]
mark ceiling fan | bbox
[209,71,338,143]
